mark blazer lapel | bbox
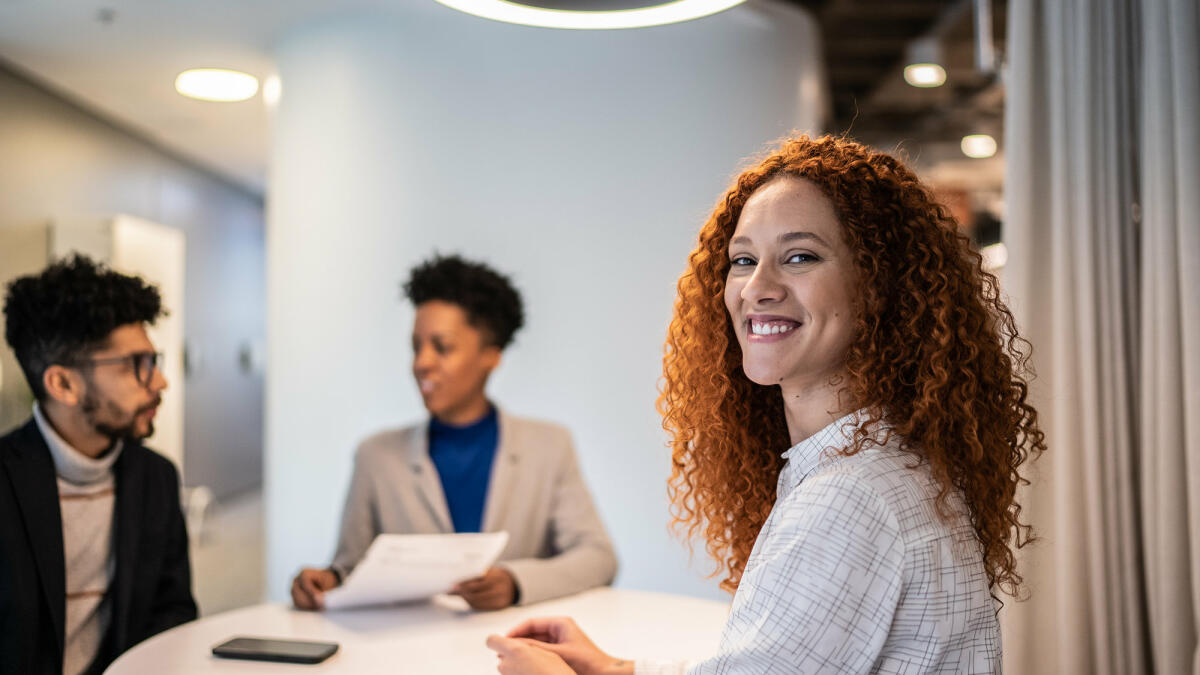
[406,424,453,533]
[3,420,67,654]
[481,409,519,534]
[111,447,144,651]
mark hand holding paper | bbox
[451,566,518,610]
[323,532,509,610]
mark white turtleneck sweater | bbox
[33,404,123,675]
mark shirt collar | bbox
[777,410,864,501]
[33,403,123,485]
[429,404,498,436]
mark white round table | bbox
[107,588,729,673]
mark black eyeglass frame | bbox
[75,351,164,387]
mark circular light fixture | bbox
[903,63,946,88]
[961,134,998,159]
[434,0,748,30]
[175,69,259,102]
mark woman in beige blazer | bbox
[291,255,617,611]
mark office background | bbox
[1,1,1195,673]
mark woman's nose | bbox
[413,346,436,371]
[741,263,786,305]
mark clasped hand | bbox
[486,617,632,675]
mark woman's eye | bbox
[730,256,755,267]
[785,252,819,264]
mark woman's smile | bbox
[746,315,802,342]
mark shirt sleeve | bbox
[636,659,692,675]
[496,429,618,605]
[329,445,379,579]
[146,458,199,636]
[689,471,905,674]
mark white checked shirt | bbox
[639,413,1000,674]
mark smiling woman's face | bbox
[411,300,500,424]
[724,177,859,389]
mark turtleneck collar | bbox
[33,403,123,486]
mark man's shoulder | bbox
[0,419,48,476]
[0,417,39,448]
[120,442,181,480]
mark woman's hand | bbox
[486,635,575,675]
[451,566,518,610]
[500,617,633,675]
[290,567,339,610]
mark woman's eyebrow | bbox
[778,231,828,246]
[730,231,828,247]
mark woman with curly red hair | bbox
[486,135,1044,674]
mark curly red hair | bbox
[660,135,1045,596]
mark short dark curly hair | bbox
[3,254,164,401]
[402,254,524,350]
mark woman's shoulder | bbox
[499,411,573,445]
[353,422,425,460]
[811,442,971,543]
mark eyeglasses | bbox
[78,351,163,387]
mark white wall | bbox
[0,66,266,500]
[266,2,823,602]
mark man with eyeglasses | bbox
[0,255,197,675]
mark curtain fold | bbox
[1139,1,1200,673]
[1002,0,1198,673]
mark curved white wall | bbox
[266,2,823,602]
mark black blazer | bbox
[0,418,198,675]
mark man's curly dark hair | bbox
[402,254,524,350]
[3,254,164,401]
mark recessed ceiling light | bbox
[175,69,259,102]
[434,0,748,30]
[903,63,946,88]
[262,75,282,107]
[961,134,998,159]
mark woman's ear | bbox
[482,345,503,372]
[42,365,84,407]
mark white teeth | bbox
[750,321,798,336]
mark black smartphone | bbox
[212,636,339,664]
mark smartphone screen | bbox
[212,636,339,664]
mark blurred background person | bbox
[291,254,617,611]
[0,255,197,675]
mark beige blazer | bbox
[329,409,618,605]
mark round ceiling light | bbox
[961,134,998,159]
[903,63,946,88]
[434,0,749,30]
[175,69,259,102]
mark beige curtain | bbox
[1139,0,1200,673]
[1002,0,1200,673]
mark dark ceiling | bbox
[782,0,1008,146]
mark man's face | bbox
[78,323,167,443]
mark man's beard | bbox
[81,390,160,444]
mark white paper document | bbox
[323,532,509,610]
